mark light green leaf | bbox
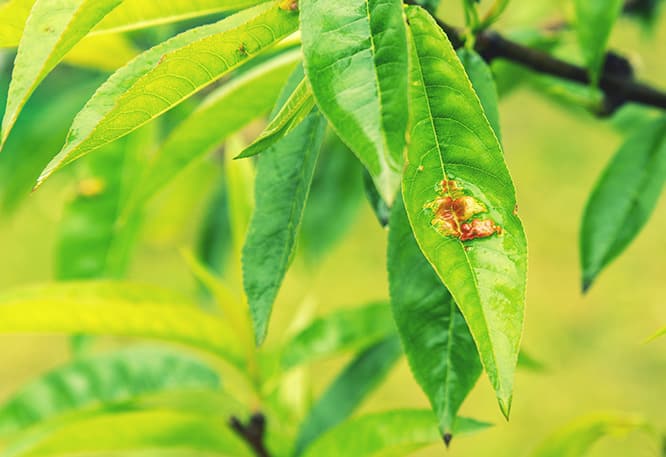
[300,0,409,203]
[1,0,123,148]
[531,412,647,457]
[243,65,327,344]
[294,336,402,455]
[224,135,255,260]
[136,49,300,206]
[301,410,491,457]
[196,179,232,277]
[388,196,482,436]
[0,345,220,436]
[363,168,391,227]
[236,77,315,159]
[458,48,501,142]
[574,0,623,83]
[0,0,32,48]
[580,116,666,291]
[281,302,395,369]
[403,6,527,418]
[36,3,299,186]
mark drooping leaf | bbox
[242,65,327,344]
[294,336,402,455]
[574,0,624,83]
[300,0,409,203]
[36,3,299,186]
[281,302,395,369]
[0,345,220,436]
[580,116,666,291]
[236,77,315,159]
[363,168,391,227]
[403,6,527,418]
[0,0,123,147]
[388,197,482,436]
[135,49,300,206]
[301,410,491,457]
[531,413,648,457]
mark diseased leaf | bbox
[403,6,527,417]
[580,116,666,291]
[1,0,123,147]
[458,48,501,141]
[294,336,402,455]
[300,0,409,203]
[301,410,491,457]
[36,3,299,186]
[281,302,395,369]
[388,197,482,436]
[0,345,219,436]
[574,0,624,83]
[242,64,327,344]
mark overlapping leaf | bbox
[458,48,501,142]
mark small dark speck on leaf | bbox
[443,433,453,447]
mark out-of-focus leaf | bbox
[236,77,315,159]
[0,0,32,48]
[224,136,255,260]
[281,302,395,369]
[4,411,252,457]
[531,412,647,457]
[300,0,409,204]
[36,3,299,186]
[580,116,666,291]
[301,410,491,457]
[299,132,363,265]
[517,349,546,372]
[574,0,623,83]
[294,336,402,455]
[196,180,232,277]
[136,50,300,206]
[0,0,123,147]
[404,6,527,417]
[64,34,138,71]
[412,0,440,13]
[0,345,220,436]
[388,197,482,436]
[458,48,501,141]
[243,64,327,344]
[363,168,391,227]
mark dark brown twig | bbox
[229,413,271,457]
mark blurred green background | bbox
[0,0,664,455]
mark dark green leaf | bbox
[196,179,232,277]
[363,168,391,227]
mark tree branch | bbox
[404,0,666,112]
[229,413,271,457]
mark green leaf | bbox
[646,326,666,341]
[242,64,327,344]
[403,6,527,418]
[236,77,315,159]
[574,0,623,83]
[0,345,220,436]
[224,135,255,259]
[36,3,299,186]
[294,336,402,455]
[531,412,647,457]
[136,50,300,206]
[196,180,232,277]
[457,48,501,142]
[388,196,482,436]
[300,0,409,203]
[281,302,395,369]
[301,410,491,457]
[363,168,391,227]
[0,0,123,147]
[580,116,666,291]
[3,411,252,457]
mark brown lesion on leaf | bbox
[424,179,502,241]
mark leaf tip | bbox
[581,276,594,294]
[498,396,512,421]
[442,432,453,448]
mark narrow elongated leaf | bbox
[0,345,219,436]
[574,0,623,83]
[281,302,395,369]
[301,410,491,457]
[388,197,482,437]
[294,336,402,455]
[300,0,409,203]
[4,411,252,457]
[403,6,527,417]
[1,0,123,147]
[458,48,501,142]
[531,413,647,457]
[580,116,666,291]
[136,50,300,206]
[242,65,327,344]
[196,180,232,277]
[36,3,299,186]
[224,135,255,258]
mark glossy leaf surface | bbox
[388,197,482,435]
[403,6,527,417]
[300,0,409,203]
[574,0,623,83]
[580,116,666,291]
